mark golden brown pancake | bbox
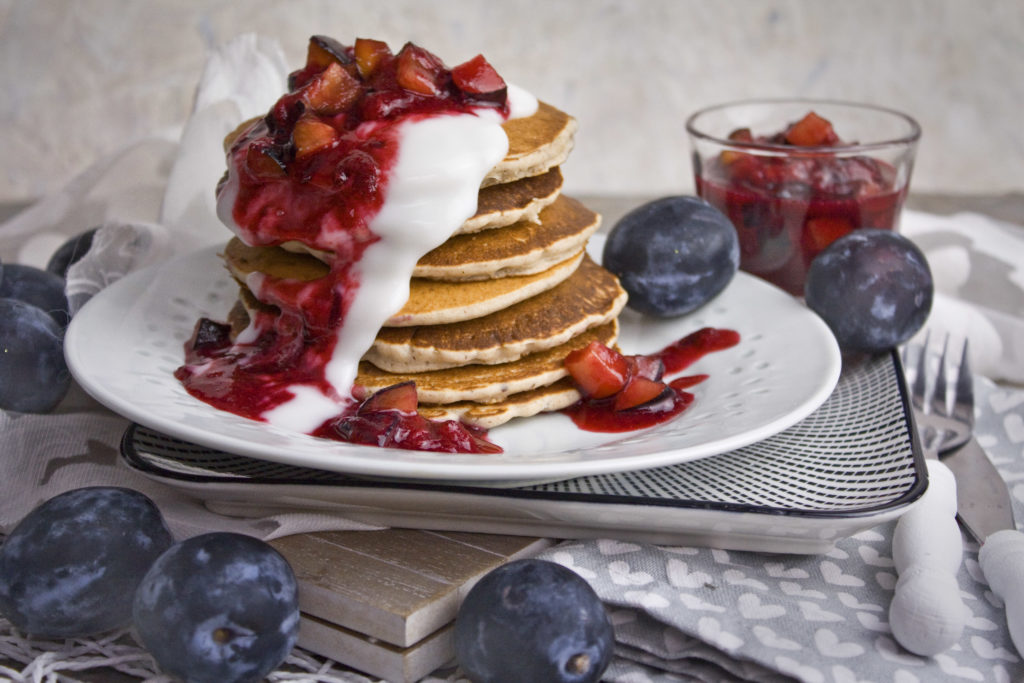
[223,237,329,282]
[223,237,586,327]
[355,320,618,405]
[414,195,600,281]
[386,251,583,326]
[457,167,563,234]
[367,255,626,372]
[484,102,577,187]
[418,378,582,429]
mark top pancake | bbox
[484,102,577,187]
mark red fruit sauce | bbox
[564,328,740,433]
[697,114,907,296]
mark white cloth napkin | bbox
[3,33,1024,683]
[901,210,1024,384]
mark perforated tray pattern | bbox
[123,351,924,518]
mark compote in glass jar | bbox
[686,99,920,295]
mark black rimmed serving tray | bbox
[120,350,925,554]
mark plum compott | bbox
[563,328,740,432]
[697,112,907,296]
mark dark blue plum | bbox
[805,229,933,352]
[603,196,739,317]
[0,487,173,638]
[0,298,71,413]
[0,263,70,327]
[46,227,98,278]
[455,558,614,683]
[133,532,300,683]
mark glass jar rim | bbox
[685,98,921,152]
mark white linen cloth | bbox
[2,34,1024,683]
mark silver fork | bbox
[889,334,972,655]
[906,334,973,457]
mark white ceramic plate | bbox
[66,244,841,485]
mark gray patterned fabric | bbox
[539,372,1024,682]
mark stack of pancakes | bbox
[223,102,627,428]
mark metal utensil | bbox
[889,337,971,655]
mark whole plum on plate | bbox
[0,298,71,412]
[133,532,300,683]
[804,229,933,352]
[0,263,70,327]
[454,558,614,683]
[603,196,739,317]
[0,487,173,638]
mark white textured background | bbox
[1,0,1022,203]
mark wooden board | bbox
[299,615,455,683]
[271,529,551,681]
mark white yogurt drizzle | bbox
[237,84,539,432]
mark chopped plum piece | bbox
[307,35,354,70]
[452,55,507,104]
[727,127,754,143]
[358,381,419,415]
[564,342,628,399]
[265,97,306,141]
[191,318,233,354]
[245,141,288,179]
[354,38,393,79]
[292,117,338,158]
[302,62,362,114]
[613,375,669,411]
[395,43,447,96]
[627,355,665,382]
[805,216,854,251]
[784,111,840,147]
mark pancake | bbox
[223,237,329,282]
[368,255,626,372]
[413,195,600,281]
[386,251,583,326]
[457,166,563,235]
[418,377,581,429]
[484,102,577,187]
[223,237,586,327]
[355,320,618,405]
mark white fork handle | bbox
[979,529,1024,658]
[889,459,967,655]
